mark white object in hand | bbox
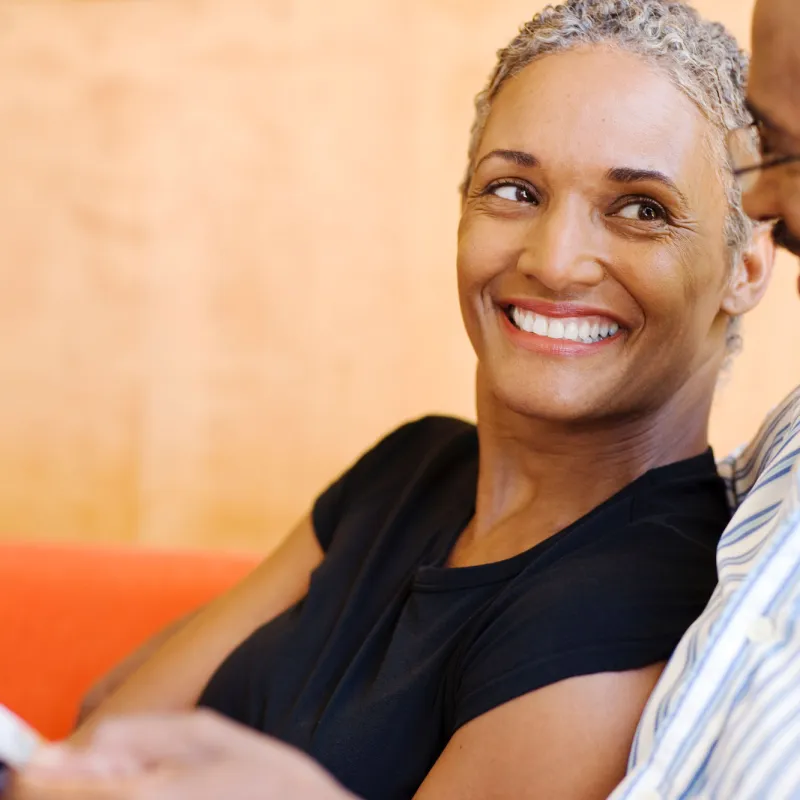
[0,705,42,769]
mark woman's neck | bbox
[469,376,713,544]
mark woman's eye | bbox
[616,200,667,223]
[489,183,536,204]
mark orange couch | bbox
[0,542,259,740]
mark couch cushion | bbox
[0,543,258,739]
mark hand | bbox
[9,710,357,800]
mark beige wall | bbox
[0,0,797,552]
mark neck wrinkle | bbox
[469,367,713,540]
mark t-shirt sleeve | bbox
[311,464,350,552]
[450,518,719,733]
[312,416,473,551]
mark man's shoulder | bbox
[720,385,800,507]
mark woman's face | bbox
[458,47,740,423]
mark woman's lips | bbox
[500,298,629,326]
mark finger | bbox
[26,744,142,781]
[15,766,256,800]
[9,770,140,800]
[82,711,272,766]
[122,769,249,800]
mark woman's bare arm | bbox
[74,514,323,742]
[414,663,665,800]
[76,608,202,726]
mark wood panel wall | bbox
[0,0,797,552]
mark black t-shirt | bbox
[199,416,729,800]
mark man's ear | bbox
[720,222,776,316]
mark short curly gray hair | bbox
[462,0,753,276]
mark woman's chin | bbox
[475,348,640,424]
[489,381,613,425]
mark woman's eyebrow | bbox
[474,149,539,172]
[606,166,690,207]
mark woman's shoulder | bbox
[339,415,477,487]
[449,505,723,734]
[312,415,477,552]
[442,450,729,734]
[367,414,476,458]
[627,448,730,553]
[505,449,729,594]
[498,509,722,634]
[556,450,729,601]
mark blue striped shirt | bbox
[611,386,800,800]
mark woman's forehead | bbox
[479,48,712,185]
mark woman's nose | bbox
[515,204,605,291]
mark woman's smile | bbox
[507,307,620,343]
[498,300,624,356]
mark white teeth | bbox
[511,306,534,333]
[507,306,622,344]
[547,319,565,339]
[521,312,536,333]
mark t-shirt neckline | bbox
[413,446,717,592]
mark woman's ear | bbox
[720,223,776,316]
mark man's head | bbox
[744,0,800,277]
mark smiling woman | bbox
[457,42,759,429]
[75,3,774,800]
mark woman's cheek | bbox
[457,225,511,293]
[631,248,697,321]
